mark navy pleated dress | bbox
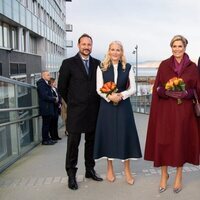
[94,63,142,160]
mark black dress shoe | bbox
[42,140,55,145]
[68,176,78,190]
[85,169,103,181]
[51,138,58,142]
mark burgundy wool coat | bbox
[144,56,200,167]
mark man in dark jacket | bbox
[37,70,58,145]
[58,33,103,190]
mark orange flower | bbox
[165,77,186,104]
[100,81,118,97]
[165,77,185,91]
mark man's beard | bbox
[80,49,91,56]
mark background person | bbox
[48,77,62,141]
[37,71,58,145]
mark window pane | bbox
[10,63,18,75]
[20,4,26,26]
[13,0,20,23]
[0,63,2,75]
[11,28,18,49]
[19,64,26,74]
[3,23,10,48]
[21,31,25,52]
[0,23,2,47]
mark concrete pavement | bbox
[0,113,199,200]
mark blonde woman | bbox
[94,41,142,185]
[144,35,200,193]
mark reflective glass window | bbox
[0,63,2,75]
[11,28,18,49]
[0,23,2,47]
[10,63,18,75]
[3,23,10,48]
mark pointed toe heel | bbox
[159,187,167,193]
[159,174,169,193]
[173,187,182,193]
[106,176,115,182]
[127,178,135,185]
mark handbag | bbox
[193,90,200,117]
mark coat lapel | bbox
[88,56,97,80]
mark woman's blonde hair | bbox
[101,41,127,71]
[170,35,188,47]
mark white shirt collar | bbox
[79,54,89,61]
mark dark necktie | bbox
[83,60,89,74]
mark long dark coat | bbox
[37,78,56,116]
[58,53,100,133]
[144,56,200,167]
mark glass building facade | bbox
[0,0,72,84]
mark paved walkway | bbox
[0,113,199,200]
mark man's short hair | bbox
[78,33,93,44]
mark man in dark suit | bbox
[37,71,58,145]
[58,33,103,190]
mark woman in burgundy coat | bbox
[144,35,200,193]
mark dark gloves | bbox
[157,86,194,100]
[183,89,194,99]
[157,86,168,98]
[165,89,194,99]
[165,90,188,99]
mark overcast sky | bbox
[65,0,200,63]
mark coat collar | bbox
[169,54,191,77]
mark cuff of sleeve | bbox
[157,87,168,98]
[121,91,128,100]
[183,89,194,99]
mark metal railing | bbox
[0,75,152,172]
[131,94,152,114]
[0,76,41,173]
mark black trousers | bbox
[42,115,52,141]
[65,131,95,176]
[49,114,59,139]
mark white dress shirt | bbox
[96,64,136,102]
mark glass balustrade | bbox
[0,75,152,172]
[130,94,152,114]
[0,76,40,173]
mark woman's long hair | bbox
[100,41,127,71]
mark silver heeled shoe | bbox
[159,174,169,193]
[173,187,182,193]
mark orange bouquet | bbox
[100,81,118,97]
[165,77,186,104]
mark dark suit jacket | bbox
[58,53,100,133]
[52,87,62,116]
[37,78,56,116]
